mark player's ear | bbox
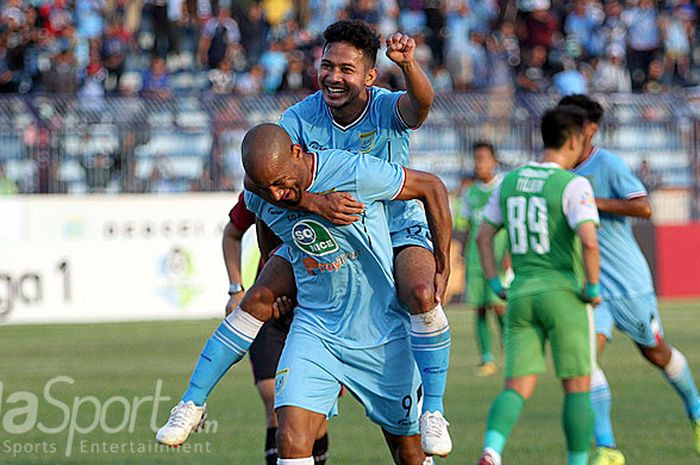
[291,143,303,159]
[365,66,377,86]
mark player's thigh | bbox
[467,274,488,308]
[342,337,422,437]
[274,329,342,419]
[249,320,288,384]
[609,293,663,348]
[276,406,327,458]
[241,254,296,319]
[382,430,425,465]
[537,290,594,379]
[504,295,547,378]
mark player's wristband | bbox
[228,283,244,295]
[488,277,504,296]
[585,282,600,299]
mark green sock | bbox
[563,392,593,465]
[476,311,492,363]
[483,389,526,454]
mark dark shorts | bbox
[249,319,289,383]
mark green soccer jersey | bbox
[482,162,599,299]
[463,177,507,277]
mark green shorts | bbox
[504,290,594,379]
[466,274,503,308]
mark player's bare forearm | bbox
[386,33,434,128]
[596,196,652,219]
[397,170,451,274]
[397,60,434,128]
[476,223,500,281]
[222,221,245,284]
[577,222,600,285]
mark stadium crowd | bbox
[0,0,697,97]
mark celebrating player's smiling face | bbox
[318,42,377,113]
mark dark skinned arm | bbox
[595,196,652,219]
[395,169,452,302]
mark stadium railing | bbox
[0,92,698,222]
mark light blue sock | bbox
[182,308,264,406]
[410,305,451,414]
[591,367,616,448]
[663,348,700,419]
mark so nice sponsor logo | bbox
[292,220,339,257]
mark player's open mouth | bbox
[325,86,347,97]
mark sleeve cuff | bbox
[575,219,599,230]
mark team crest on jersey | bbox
[579,190,595,206]
[274,369,288,395]
[292,219,339,256]
[359,129,377,153]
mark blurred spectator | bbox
[43,48,78,94]
[430,63,453,92]
[564,0,604,58]
[148,164,178,193]
[643,58,668,93]
[149,0,181,59]
[516,45,550,92]
[141,56,172,98]
[0,163,18,195]
[101,20,129,93]
[237,2,269,67]
[592,44,632,92]
[399,0,426,36]
[518,2,559,53]
[278,53,314,92]
[349,0,381,26]
[422,0,445,65]
[80,152,115,192]
[236,63,264,95]
[552,58,588,95]
[466,31,489,89]
[660,6,693,86]
[198,5,240,69]
[622,0,661,90]
[208,58,235,94]
[75,0,106,47]
[260,39,287,93]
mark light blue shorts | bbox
[387,200,433,252]
[594,293,664,348]
[274,327,422,436]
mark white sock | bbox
[277,458,314,465]
[483,447,502,465]
[664,348,687,379]
[410,304,449,333]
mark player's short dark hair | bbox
[472,141,497,159]
[323,20,381,67]
[557,94,604,124]
[541,106,587,149]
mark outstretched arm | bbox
[396,169,452,302]
[386,33,435,129]
[595,196,652,219]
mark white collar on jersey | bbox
[528,161,562,169]
[328,88,373,131]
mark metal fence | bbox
[0,92,698,219]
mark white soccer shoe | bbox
[419,411,452,457]
[156,400,207,446]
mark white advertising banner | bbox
[0,194,243,325]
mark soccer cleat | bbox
[693,418,700,455]
[477,362,498,377]
[422,456,434,465]
[156,401,207,446]
[476,448,501,465]
[591,446,625,465]
[419,411,452,457]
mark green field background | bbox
[1,302,698,464]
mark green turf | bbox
[1,302,699,464]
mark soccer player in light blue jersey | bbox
[561,95,700,465]
[160,124,452,465]
[273,20,452,455]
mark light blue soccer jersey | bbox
[573,147,654,298]
[245,148,410,349]
[278,86,427,238]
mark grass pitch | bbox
[1,301,699,464]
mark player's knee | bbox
[240,286,274,321]
[276,424,313,457]
[406,283,435,314]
